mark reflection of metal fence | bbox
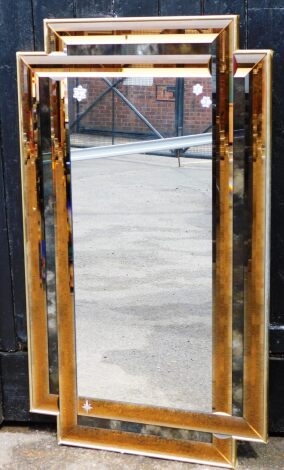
[71,133,212,162]
[70,133,212,159]
[70,77,212,159]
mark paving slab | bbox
[0,426,283,470]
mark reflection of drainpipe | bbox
[175,78,184,137]
[175,78,185,167]
[112,77,115,145]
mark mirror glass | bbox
[38,78,59,394]
[67,75,213,412]
[68,43,211,56]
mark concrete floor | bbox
[71,153,212,411]
[0,426,283,470]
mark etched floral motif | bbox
[192,83,203,96]
[73,85,87,102]
[200,96,212,108]
[82,399,93,412]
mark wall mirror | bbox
[17,16,271,467]
[41,15,238,418]
[26,16,238,416]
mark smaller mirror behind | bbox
[69,76,213,412]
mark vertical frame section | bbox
[17,56,58,415]
[244,51,271,441]
[232,63,247,417]
[38,78,59,395]
[52,78,77,433]
[212,25,234,417]
[234,50,272,440]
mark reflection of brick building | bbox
[73,78,212,138]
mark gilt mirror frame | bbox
[56,50,271,464]
[17,50,237,469]
[19,16,239,419]
[47,19,271,445]
[17,17,271,457]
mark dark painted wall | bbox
[0,0,283,431]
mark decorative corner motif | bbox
[82,399,93,413]
[192,83,203,96]
[73,85,87,102]
[200,96,212,108]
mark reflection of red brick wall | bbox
[75,78,212,137]
[184,79,212,134]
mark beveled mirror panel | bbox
[68,75,213,412]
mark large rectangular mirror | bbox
[17,17,271,467]
[18,52,236,466]
[31,16,238,417]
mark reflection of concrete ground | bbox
[72,153,212,412]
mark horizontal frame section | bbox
[45,15,237,33]
[61,33,219,46]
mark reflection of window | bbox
[123,77,153,86]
